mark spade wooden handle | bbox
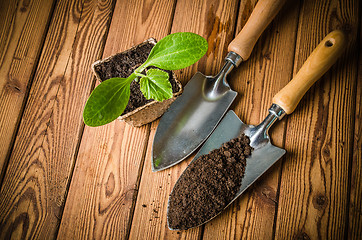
[228,0,286,60]
[272,30,346,114]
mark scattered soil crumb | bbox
[142,204,147,208]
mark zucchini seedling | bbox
[83,32,208,127]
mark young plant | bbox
[83,32,208,127]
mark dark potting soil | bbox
[93,41,180,115]
[167,134,253,230]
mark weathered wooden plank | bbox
[0,0,114,238]
[348,17,362,239]
[128,0,240,239]
[57,0,177,239]
[274,0,359,239]
[0,0,55,175]
[201,0,300,239]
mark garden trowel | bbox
[167,30,346,230]
[152,0,286,171]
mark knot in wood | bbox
[294,231,311,240]
[312,193,328,210]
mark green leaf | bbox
[142,32,208,70]
[139,69,173,102]
[83,76,134,127]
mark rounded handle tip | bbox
[272,30,346,114]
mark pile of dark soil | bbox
[167,134,252,230]
[93,41,180,115]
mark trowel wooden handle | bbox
[272,30,346,114]
[228,0,285,60]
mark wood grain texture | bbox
[57,0,177,239]
[348,18,362,239]
[0,0,20,64]
[202,1,300,239]
[128,0,240,239]
[0,0,55,175]
[0,0,114,238]
[173,0,240,81]
[130,122,202,240]
[274,0,360,239]
[0,0,359,239]
[58,121,151,239]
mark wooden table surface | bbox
[0,0,361,239]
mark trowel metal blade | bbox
[193,110,285,217]
[152,72,237,172]
[167,110,286,230]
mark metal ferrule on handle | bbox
[204,52,241,100]
[216,52,242,79]
[225,51,243,67]
[250,104,285,142]
[214,52,242,81]
[259,104,286,133]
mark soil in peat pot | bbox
[93,41,180,115]
[167,134,253,230]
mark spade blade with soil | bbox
[167,30,346,230]
[152,0,286,171]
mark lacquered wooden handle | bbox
[228,0,285,60]
[272,30,346,114]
